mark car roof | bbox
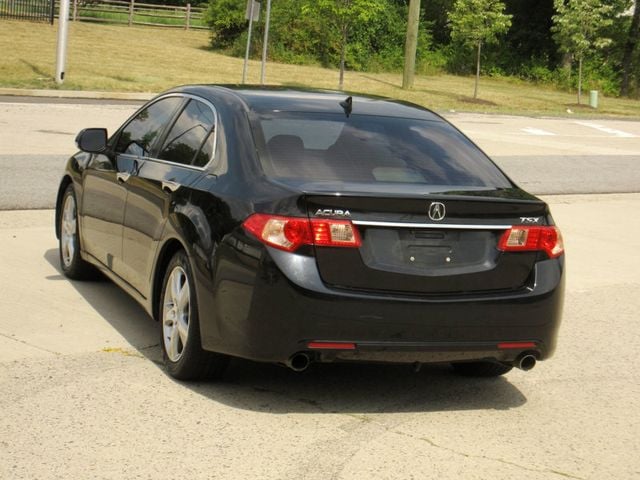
[172,85,444,122]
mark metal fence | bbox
[0,0,55,22]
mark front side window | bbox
[252,113,512,189]
[114,97,183,157]
[158,100,215,166]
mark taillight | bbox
[498,226,564,258]
[242,214,362,252]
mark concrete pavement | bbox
[0,100,137,209]
[1,194,639,479]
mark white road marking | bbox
[574,121,636,138]
[521,127,556,136]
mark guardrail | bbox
[55,0,207,30]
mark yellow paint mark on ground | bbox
[101,347,143,358]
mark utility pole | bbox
[402,0,421,90]
[260,0,272,84]
[55,0,71,84]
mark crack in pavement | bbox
[294,407,587,480]
[0,331,61,356]
[386,426,586,480]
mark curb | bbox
[0,88,155,101]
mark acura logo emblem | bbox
[428,202,446,221]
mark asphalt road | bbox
[1,99,640,209]
[1,195,639,479]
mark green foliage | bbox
[448,0,512,97]
[501,0,558,71]
[205,0,436,76]
[552,0,614,62]
[423,0,455,45]
[552,0,616,101]
[301,0,387,85]
[205,0,246,49]
[202,0,638,97]
[346,2,433,72]
[519,63,556,84]
[301,0,386,28]
[448,0,512,48]
[553,55,621,96]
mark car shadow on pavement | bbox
[45,248,528,414]
[44,248,160,356]
[200,359,528,414]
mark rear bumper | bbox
[200,245,564,366]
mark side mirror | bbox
[76,128,108,153]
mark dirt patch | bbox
[459,96,497,106]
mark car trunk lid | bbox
[305,187,547,295]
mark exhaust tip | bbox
[287,352,311,372]
[517,354,537,371]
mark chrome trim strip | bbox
[142,155,210,172]
[352,220,511,230]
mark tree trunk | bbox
[621,1,640,96]
[339,25,347,90]
[577,56,582,105]
[474,41,481,99]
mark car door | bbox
[119,96,217,297]
[82,95,184,281]
[79,151,128,272]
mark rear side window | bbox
[252,113,511,188]
[158,99,215,167]
[115,97,182,157]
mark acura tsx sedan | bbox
[56,85,564,380]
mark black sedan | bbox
[56,85,564,380]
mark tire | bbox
[159,250,229,380]
[451,361,513,377]
[58,184,95,280]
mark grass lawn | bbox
[1,19,639,117]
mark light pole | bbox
[55,0,71,84]
[242,0,259,84]
[260,0,272,85]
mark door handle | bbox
[117,172,131,183]
[162,180,181,193]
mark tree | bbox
[551,0,613,104]
[205,0,247,49]
[448,0,512,98]
[621,0,640,96]
[302,0,386,89]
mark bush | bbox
[205,0,246,49]
[550,56,620,97]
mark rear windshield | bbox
[250,112,512,189]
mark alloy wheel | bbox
[162,266,190,362]
[60,193,77,268]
